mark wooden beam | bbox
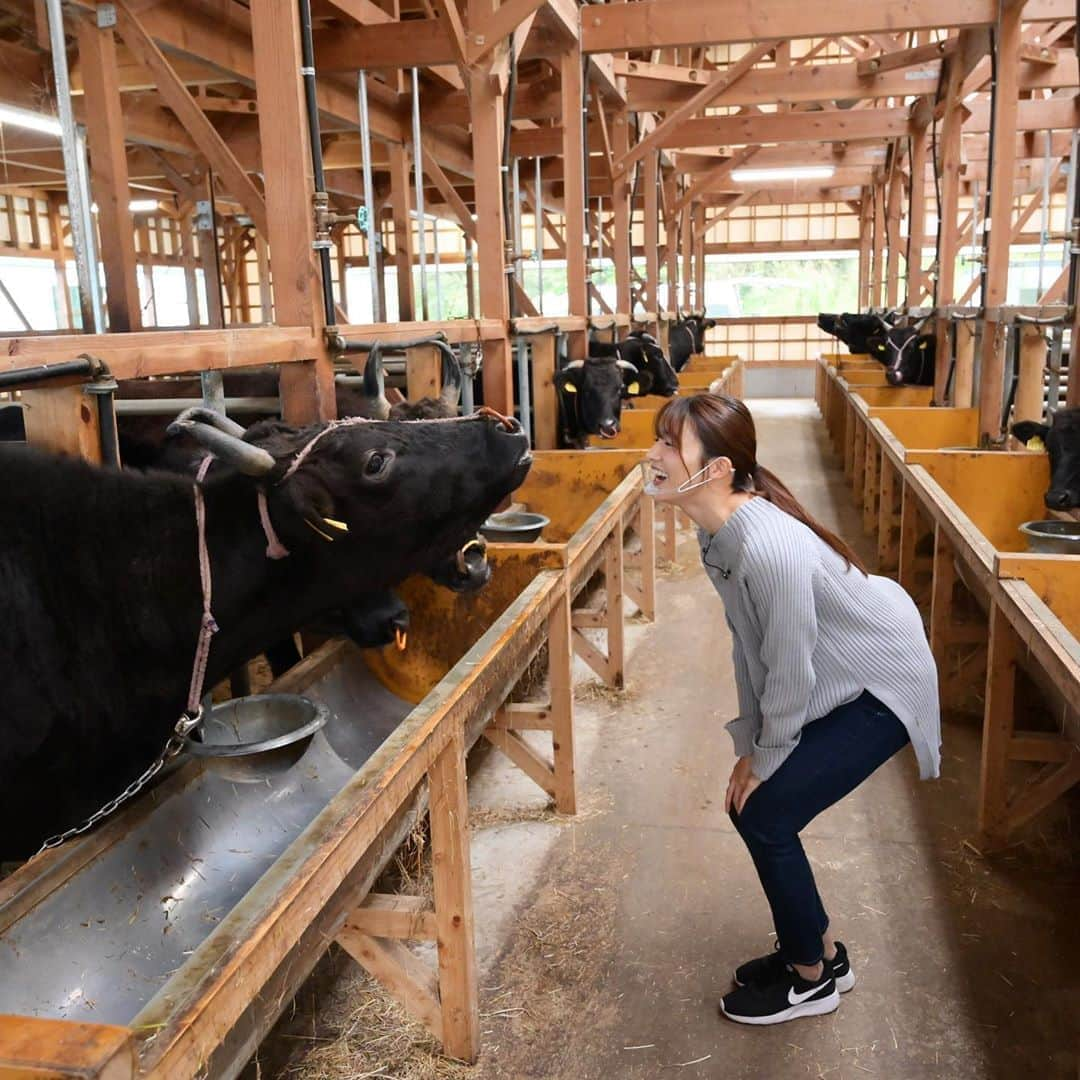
[672,147,757,214]
[662,107,911,149]
[388,145,416,321]
[856,37,953,76]
[905,124,928,307]
[611,109,632,314]
[113,1,268,236]
[76,14,141,332]
[468,0,547,66]
[884,155,904,308]
[644,151,659,319]
[431,0,469,69]
[613,40,777,176]
[580,0,1072,53]
[315,19,457,69]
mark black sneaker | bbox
[720,965,839,1026]
[734,941,855,994]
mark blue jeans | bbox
[729,691,910,967]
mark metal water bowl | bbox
[480,510,550,543]
[1018,520,1080,556]
[185,694,330,782]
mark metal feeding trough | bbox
[480,510,550,543]
[185,694,330,782]
[1019,520,1080,555]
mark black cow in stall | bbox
[1012,407,1080,510]
[818,311,898,355]
[0,408,532,857]
[556,355,648,447]
[668,313,717,373]
[615,332,680,397]
[865,322,937,386]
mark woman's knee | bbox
[731,797,795,848]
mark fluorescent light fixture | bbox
[730,166,836,183]
[0,104,62,137]
[90,200,161,214]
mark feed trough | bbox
[1019,519,1080,556]
[480,510,550,543]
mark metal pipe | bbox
[516,338,532,446]
[501,38,518,317]
[114,397,281,416]
[0,356,103,391]
[534,156,543,314]
[431,214,443,320]
[410,68,428,321]
[1038,130,1051,298]
[357,71,383,322]
[95,389,120,467]
[1063,130,1079,273]
[44,0,100,333]
[298,0,337,327]
[461,345,477,415]
[329,331,448,353]
[512,157,523,300]
[200,371,226,417]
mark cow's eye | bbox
[363,449,393,479]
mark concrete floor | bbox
[267,399,1079,1080]
[467,399,1080,1080]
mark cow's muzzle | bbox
[1045,488,1080,510]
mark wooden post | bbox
[977,2,1023,440]
[428,727,480,1062]
[929,524,957,709]
[611,109,631,315]
[21,383,103,463]
[406,344,440,402]
[1014,323,1046,423]
[388,145,416,322]
[530,333,558,449]
[857,192,872,310]
[46,193,73,330]
[644,151,659,325]
[693,202,706,311]
[76,13,141,331]
[561,46,588,357]
[664,173,678,313]
[680,200,692,312]
[870,178,885,308]
[468,58,513,408]
[979,601,1017,844]
[251,0,334,423]
[658,501,677,563]
[548,583,576,813]
[603,523,625,688]
[196,174,226,329]
[906,124,929,307]
[885,161,903,309]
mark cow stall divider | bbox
[0,555,575,1077]
[816,359,1080,851]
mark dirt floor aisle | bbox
[466,399,1079,1080]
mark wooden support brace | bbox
[483,726,557,798]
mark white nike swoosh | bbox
[788,983,826,1005]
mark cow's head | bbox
[341,590,411,650]
[832,312,893,354]
[169,407,531,589]
[556,357,645,439]
[868,326,936,386]
[817,312,840,338]
[1012,407,1080,510]
[632,332,679,396]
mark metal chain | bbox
[35,710,204,855]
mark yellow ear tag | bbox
[322,517,349,533]
[627,381,640,395]
[1025,436,1046,452]
[563,382,578,393]
[918,341,927,349]
[877,344,885,351]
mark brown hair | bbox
[655,393,867,574]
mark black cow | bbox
[818,311,898,355]
[669,313,717,373]
[1012,407,1080,510]
[866,325,937,386]
[615,332,679,396]
[556,356,646,447]
[0,409,531,856]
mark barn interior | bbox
[0,2,1077,1078]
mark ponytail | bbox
[656,394,868,575]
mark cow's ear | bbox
[1010,420,1049,447]
[556,367,582,395]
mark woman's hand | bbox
[725,755,762,815]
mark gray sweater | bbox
[699,497,940,783]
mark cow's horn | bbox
[616,359,639,373]
[168,409,276,476]
[564,359,586,370]
[362,343,391,420]
[169,405,247,439]
[437,342,462,409]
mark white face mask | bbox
[642,459,720,497]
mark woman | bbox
[643,393,939,1027]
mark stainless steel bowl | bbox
[480,510,550,543]
[1018,520,1080,556]
[185,694,330,781]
